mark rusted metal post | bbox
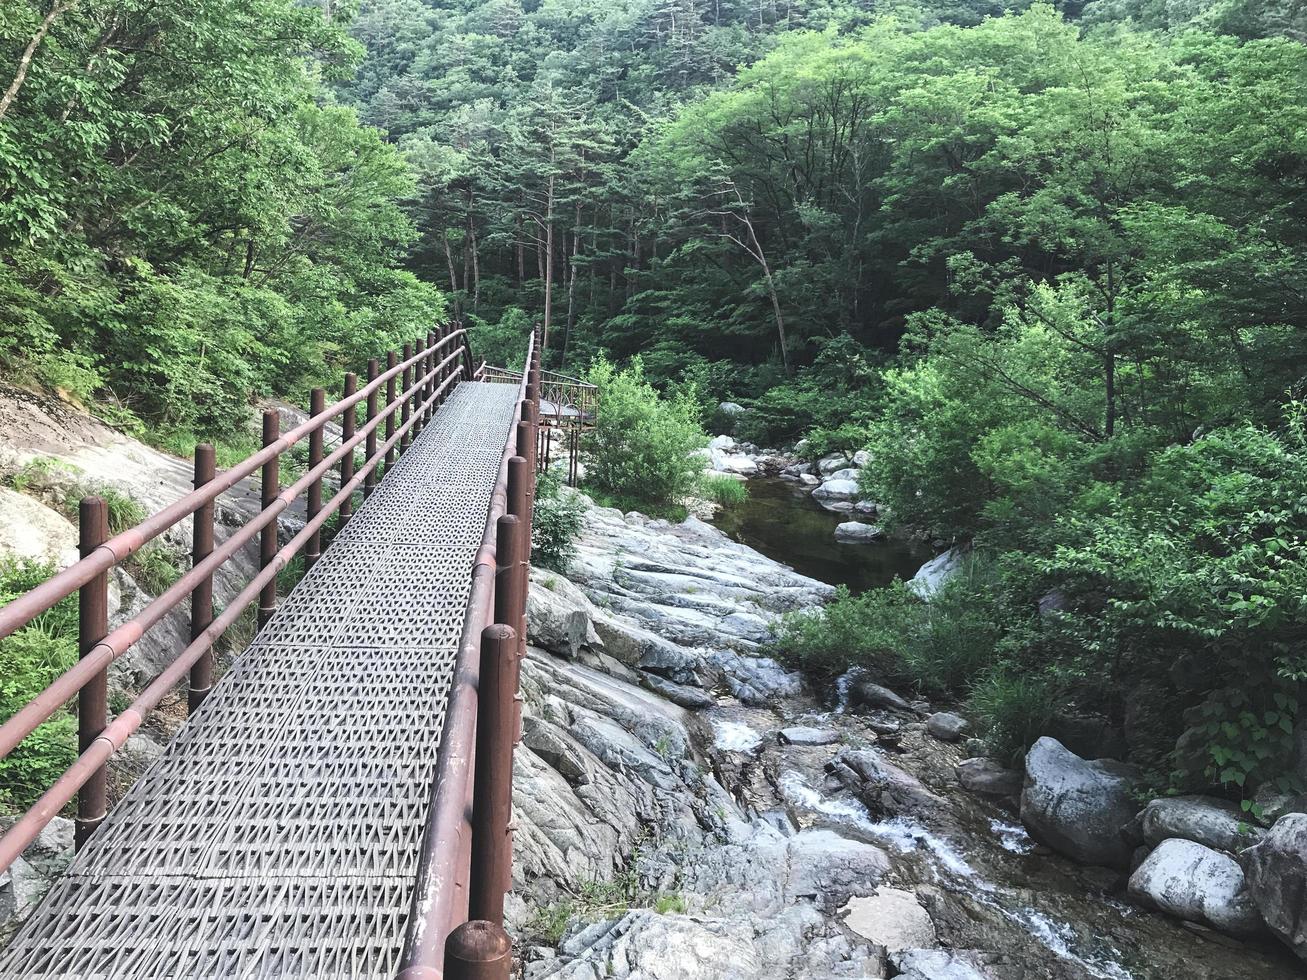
[425,330,437,421]
[258,409,279,629]
[443,920,511,980]
[468,623,517,925]
[364,358,380,498]
[305,388,326,573]
[384,350,398,470]
[412,337,426,438]
[75,496,109,850]
[339,372,357,527]
[493,515,523,630]
[401,343,413,451]
[188,444,216,713]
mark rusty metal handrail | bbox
[397,326,540,980]
[0,324,479,874]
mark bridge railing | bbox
[398,325,541,980]
[0,324,482,875]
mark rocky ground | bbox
[513,495,1306,979]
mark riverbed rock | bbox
[719,402,746,418]
[528,572,603,658]
[893,948,996,980]
[841,887,937,951]
[1241,812,1307,960]
[817,455,853,475]
[927,711,970,742]
[779,726,839,747]
[1128,839,1263,936]
[955,758,1022,802]
[799,473,819,486]
[832,748,945,817]
[1020,737,1140,868]
[909,546,965,598]
[834,521,883,543]
[827,467,861,482]
[849,679,912,713]
[812,478,859,501]
[641,672,716,709]
[1125,796,1263,854]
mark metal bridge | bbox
[0,326,555,978]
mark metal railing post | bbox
[425,330,437,421]
[364,358,380,498]
[443,920,511,980]
[258,410,279,629]
[384,350,398,470]
[339,372,357,527]
[188,444,216,713]
[468,623,516,926]
[75,496,109,850]
[401,343,413,451]
[305,388,326,573]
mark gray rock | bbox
[817,455,853,475]
[528,572,603,658]
[799,473,819,486]
[833,521,883,543]
[1128,838,1263,936]
[841,887,936,951]
[853,450,871,468]
[708,650,803,706]
[854,499,878,514]
[718,402,746,417]
[956,758,1022,801]
[926,711,969,742]
[827,467,861,482]
[811,478,859,500]
[778,726,839,747]
[849,679,911,713]
[832,749,945,817]
[892,948,995,980]
[1242,812,1307,960]
[909,547,965,598]
[1126,796,1263,854]
[1020,736,1140,868]
[641,673,716,709]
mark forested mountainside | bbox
[3,0,1307,812]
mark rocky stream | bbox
[1,393,1305,978]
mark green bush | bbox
[582,357,706,507]
[771,560,1006,697]
[0,559,79,809]
[967,670,1059,767]
[700,474,748,507]
[799,423,871,462]
[532,472,586,573]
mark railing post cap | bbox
[446,919,511,961]
[483,622,517,643]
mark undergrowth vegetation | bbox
[531,472,587,574]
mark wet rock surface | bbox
[518,498,1303,979]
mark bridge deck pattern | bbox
[0,381,522,979]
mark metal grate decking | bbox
[0,381,522,979]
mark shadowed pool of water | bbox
[708,477,931,593]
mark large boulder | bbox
[926,711,969,742]
[1241,812,1307,960]
[955,758,1022,802]
[840,887,937,952]
[1128,838,1263,936]
[812,479,859,501]
[834,521,883,543]
[909,547,965,598]
[848,678,912,713]
[1125,795,1263,854]
[1020,737,1140,868]
[831,749,945,817]
[528,571,603,658]
[817,455,853,475]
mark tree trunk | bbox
[443,235,460,318]
[563,205,580,364]
[542,173,556,353]
[0,0,78,123]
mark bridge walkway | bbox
[0,380,522,979]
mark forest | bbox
[3,0,1306,807]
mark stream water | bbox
[708,477,930,593]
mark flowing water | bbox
[708,477,930,593]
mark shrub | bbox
[771,560,1006,696]
[700,474,748,507]
[532,472,586,573]
[799,423,871,462]
[582,357,706,507]
[968,670,1058,767]
[0,558,79,808]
